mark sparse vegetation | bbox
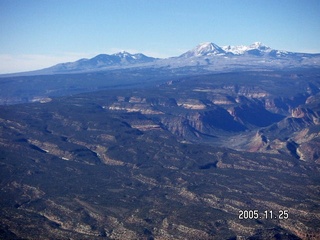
[0,69,320,239]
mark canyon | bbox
[0,69,320,239]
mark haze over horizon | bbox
[1,0,320,74]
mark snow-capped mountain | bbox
[176,41,300,59]
[222,42,271,55]
[178,41,276,58]
[176,41,320,61]
[179,42,226,57]
[113,51,155,63]
[44,51,156,73]
[162,41,320,72]
[179,41,292,58]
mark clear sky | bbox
[0,0,320,73]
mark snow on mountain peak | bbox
[248,42,270,51]
[180,42,226,57]
[222,45,248,55]
[221,42,272,55]
[114,51,131,58]
[198,42,217,50]
[251,42,262,47]
[195,42,225,55]
[180,41,277,58]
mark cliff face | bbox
[100,71,320,152]
[245,93,320,161]
[103,94,282,140]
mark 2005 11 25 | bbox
[238,210,289,220]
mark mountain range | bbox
[45,51,156,73]
[3,42,320,77]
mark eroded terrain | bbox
[1,70,320,239]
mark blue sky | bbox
[0,0,320,73]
